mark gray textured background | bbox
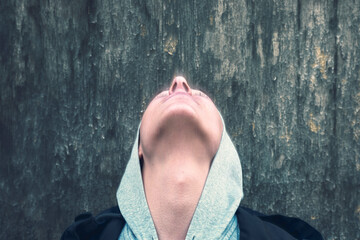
[0,0,359,239]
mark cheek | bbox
[201,106,222,134]
[140,106,155,137]
[140,101,163,137]
[142,100,159,122]
[139,110,156,158]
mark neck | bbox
[142,134,213,240]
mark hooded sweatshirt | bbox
[116,118,244,240]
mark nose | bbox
[169,76,192,95]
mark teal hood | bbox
[117,118,244,239]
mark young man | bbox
[62,77,323,240]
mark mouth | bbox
[162,91,202,106]
[165,91,191,100]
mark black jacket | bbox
[61,206,323,240]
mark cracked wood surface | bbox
[0,0,359,239]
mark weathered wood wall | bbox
[0,0,359,239]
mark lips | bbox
[165,91,191,100]
[162,91,202,106]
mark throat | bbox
[142,156,210,239]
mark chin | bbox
[155,107,212,143]
[161,102,198,121]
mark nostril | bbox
[169,76,192,94]
[182,82,189,92]
[172,82,177,92]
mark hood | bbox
[116,117,243,239]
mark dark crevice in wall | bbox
[331,0,338,141]
[326,0,339,221]
[296,0,302,127]
[297,0,301,32]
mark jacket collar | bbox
[185,117,243,239]
[116,126,158,239]
[116,117,244,239]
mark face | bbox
[139,76,223,159]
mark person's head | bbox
[139,76,223,164]
[134,77,226,239]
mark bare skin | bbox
[139,76,223,240]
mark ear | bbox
[138,144,144,169]
[138,143,143,160]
